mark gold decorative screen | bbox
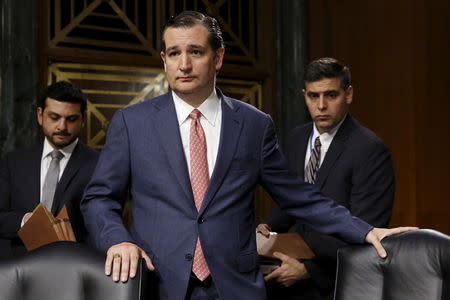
[46,0,159,56]
[43,0,260,66]
[48,63,168,149]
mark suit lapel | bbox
[52,142,84,214]
[315,115,354,189]
[30,145,43,208]
[152,93,194,208]
[296,125,312,179]
[199,94,243,215]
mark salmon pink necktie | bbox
[189,109,211,281]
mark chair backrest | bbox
[334,229,450,300]
[0,241,157,300]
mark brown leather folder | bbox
[56,206,76,241]
[257,232,315,274]
[257,232,315,260]
[18,204,76,251]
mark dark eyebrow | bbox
[324,90,340,95]
[306,89,340,95]
[188,44,205,49]
[66,114,81,119]
[47,111,81,119]
[165,46,179,52]
[166,44,207,53]
[47,111,62,117]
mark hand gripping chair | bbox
[334,229,450,300]
[0,241,157,300]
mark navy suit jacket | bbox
[0,142,98,258]
[266,115,394,295]
[81,92,372,300]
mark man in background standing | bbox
[0,81,98,257]
[259,57,395,299]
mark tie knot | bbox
[50,150,64,160]
[314,137,321,147]
[189,109,202,121]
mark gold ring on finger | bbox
[113,253,122,259]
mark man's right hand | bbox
[105,242,155,282]
[22,212,33,225]
[264,251,310,287]
[256,223,271,238]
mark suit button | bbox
[185,254,193,261]
[198,218,205,224]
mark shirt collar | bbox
[42,137,78,159]
[172,90,220,127]
[312,114,347,145]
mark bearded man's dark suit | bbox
[0,141,98,258]
[265,115,395,299]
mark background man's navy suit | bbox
[266,115,394,299]
[0,142,98,257]
[82,92,372,299]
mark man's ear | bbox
[81,112,86,128]
[214,47,225,71]
[160,51,167,72]
[37,107,43,126]
[345,86,353,104]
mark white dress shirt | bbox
[40,137,78,201]
[304,115,347,176]
[172,90,222,177]
[21,137,78,227]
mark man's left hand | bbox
[263,252,309,287]
[365,227,418,258]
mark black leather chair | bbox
[0,241,157,300]
[334,229,450,300]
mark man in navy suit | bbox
[258,58,395,299]
[0,81,98,258]
[81,11,414,300]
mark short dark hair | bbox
[38,81,87,113]
[304,57,352,90]
[161,10,224,53]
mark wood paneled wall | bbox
[309,0,450,233]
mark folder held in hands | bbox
[257,232,315,274]
[18,204,76,251]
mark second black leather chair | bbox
[334,229,450,300]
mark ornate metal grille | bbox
[44,0,260,66]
